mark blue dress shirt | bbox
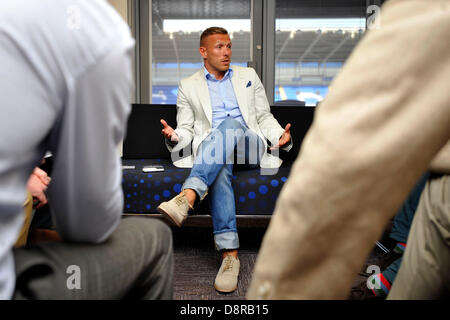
[204,67,247,129]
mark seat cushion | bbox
[122,158,293,215]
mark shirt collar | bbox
[204,66,233,81]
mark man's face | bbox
[199,33,232,77]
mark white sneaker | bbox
[157,192,192,227]
[214,255,240,293]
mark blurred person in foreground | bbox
[248,0,450,299]
[0,0,173,300]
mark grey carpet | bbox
[170,226,381,300]
[171,226,265,300]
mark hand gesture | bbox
[160,119,179,142]
[270,123,291,150]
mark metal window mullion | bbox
[262,0,276,105]
[250,0,263,78]
[139,0,152,104]
[128,0,140,104]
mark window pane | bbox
[274,0,367,106]
[151,0,252,104]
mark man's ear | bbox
[199,47,207,59]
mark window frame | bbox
[132,0,384,105]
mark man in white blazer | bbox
[157,27,292,293]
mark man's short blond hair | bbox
[200,27,229,46]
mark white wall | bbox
[107,0,128,22]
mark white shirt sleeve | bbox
[48,44,133,243]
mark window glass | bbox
[274,0,367,106]
[151,0,252,104]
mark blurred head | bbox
[199,27,232,79]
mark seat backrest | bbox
[123,104,176,159]
[270,106,315,161]
[122,104,315,161]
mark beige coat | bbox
[166,66,292,169]
[248,0,450,299]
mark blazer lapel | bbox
[231,68,249,125]
[195,71,212,126]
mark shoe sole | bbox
[157,204,183,227]
[214,283,238,293]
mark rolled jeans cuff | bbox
[214,231,239,251]
[182,176,208,201]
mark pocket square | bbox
[246,81,252,88]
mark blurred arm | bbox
[248,0,450,299]
[48,44,133,243]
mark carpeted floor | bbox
[171,226,265,300]
[171,226,381,300]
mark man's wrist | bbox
[167,138,178,146]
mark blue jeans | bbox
[182,118,264,251]
[382,172,429,284]
[389,172,430,243]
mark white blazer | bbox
[166,66,292,169]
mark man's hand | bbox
[270,123,292,150]
[27,167,50,209]
[32,167,51,186]
[160,119,179,143]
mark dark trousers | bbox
[390,172,430,244]
[13,217,173,300]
